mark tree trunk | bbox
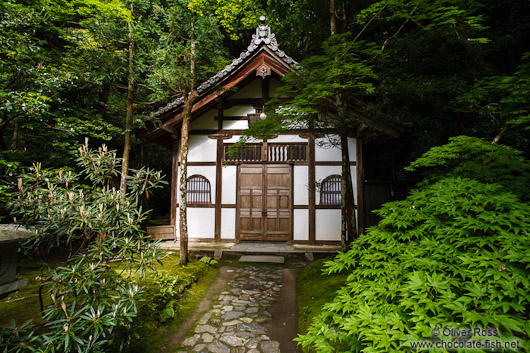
[341,133,357,241]
[340,133,356,251]
[178,34,197,266]
[178,91,197,266]
[120,3,134,196]
[330,0,337,35]
[11,122,18,150]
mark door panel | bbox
[238,165,264,240]
[238,164,291,241]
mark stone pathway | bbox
[179,266,284,353]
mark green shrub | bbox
[406,135,530,200]
[0,142,166,353]
[297,177,530,352]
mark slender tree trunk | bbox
[330,0,337,35]
[178,100,190,265]
[178,92,197,265]
[179,34,197,266]
[120,3,134,196]
[11,122,18,150]
[98,83,111,121]
[341,133,357,241]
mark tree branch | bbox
[492,124,508,144]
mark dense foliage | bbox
[297,140,530,352]
[0,142,165,352]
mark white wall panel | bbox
[223,106,253,130]
[269,78,288,98]
[350,165,357,200]
[223,119,249,130]
[188,208,215,239]
[294,166,308,205]
[316,210,341,241]
[294,209,308,241]
[315,135,342,161]
[267,134,308,143]
[188,135,217,162]
[348,137,357,162]
[221,166,237,204]
[221,208,236,239]
[223,135,243,143]
[229,80,261,99]
[190,110,217,130]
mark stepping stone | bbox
[238,255,285,264]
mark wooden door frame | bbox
[236,163,293,242]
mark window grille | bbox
[224,144,262,162]
[186,175,211,204]
[320,175,341,205]
[223,143,307,163]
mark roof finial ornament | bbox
[260,15,266,23]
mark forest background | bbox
[1,0,529,221]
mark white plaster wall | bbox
[350,165,357,200]
[269,77,287,98]
[223,106,253,130]
[221,208,236,239]
[223,135,244,143]
[316,166,341,204]
[190,110,217,130]
[223,119,249,130]
[293,166,308,205]
[348,137,357,162]
[315,135,342,161]
[229,79,262,99]
[294,209,308,241]
[188,208,215,239]
[221,165,237,204]
[267,134,307,143]
[316,209,341,241]
[184,166,216,202]
[174,208,215,239]
[188,135,217,162]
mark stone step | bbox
[238,255,285,264]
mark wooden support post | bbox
[308,134,316,244]
[170,138,179,231]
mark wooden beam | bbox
[308,134,316,244]
[161,124,179,139]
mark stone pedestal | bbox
[0,225,33,295]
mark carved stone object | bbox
[0,225,32,296]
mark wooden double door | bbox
[237,164,292,241]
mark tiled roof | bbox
[152,16,298,118]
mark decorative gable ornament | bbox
[152,16,297,119]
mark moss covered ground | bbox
[296,258,347,341]
[0,251,218,353]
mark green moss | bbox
[123,260,218,353]
[0,257,64,327]
[1,251,219,353]
[297,258,346,340]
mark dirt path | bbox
[170,265,299,353]
[264,268,298,352]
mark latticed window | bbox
[186,175,211,204]
[320,175,341,205]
